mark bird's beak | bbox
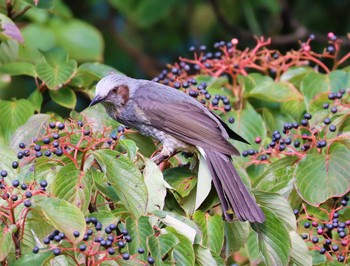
[89,95,103,107]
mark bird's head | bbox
[89,74,130,108]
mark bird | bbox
[90,74,265,223]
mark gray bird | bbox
[90,74,265,223]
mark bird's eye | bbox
[112,87,118,93]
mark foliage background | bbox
[0,0,350,265]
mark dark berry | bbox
[333,212,339,218]
[52,133,59,140]
[124,235,132,242]
[55,149,63,156]
[36,151,42,157]
[53,248,61,256]
[24,200,31,207]
[293,209,299,215]
[1,170,7,178]
[228,117,235,124]
[118,241,125,248]
[105,227,112,234]
[49,122,56,129]
[340,200,347,206]
[122,253,130,260]
[285,138,292,145]
[58,123,65,130]
[90,217,97,225]
[40,180,48,188]
[332,245,339,251]
[304,113,312,120]
[329,125,336,132]
[12,161,19,169]
[338,256,345,262]
[19,143,26,149]
[52,141,59,148]
[242,150,249,157]
[317,140,327,148]
[109,224,116,230]
[304,222,310,228]
[279,145,286,151]
[32,246,39,253]
[17,152,24,159]
[294,141,300,148]
[11,195,18,201]
[324,118,331,125]
[138,247,145,254]
[328,93,336,100]
[319,248,326,254]
[301,119,308,126]
[148,256,155,264]
[331,107,337,113]
[301,233,308,240]
[42,137,50,144]
[25,191,32,198]
[269,141,276,148]
[83,234,89,241]
[21,183,27,190]
[87,229,93,235]
[43,238,50,244]
[45,150,51,157]
[79,244,86,251]
[108,247,115,255]
[224,105,231,112]
[292,122,299,129]
[121,229,128,235]
[325,239,332,245]
[312,237,319,244]
[95,222,102,231]
[54,235,61,242]
[339,232,346,238]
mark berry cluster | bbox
[32,217,155,265]
[295,195,350,263]
[9,120,125,170]
[243,89,349,163]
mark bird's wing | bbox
[133,83,239,156]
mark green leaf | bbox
[20,0,54,9]
[167,227,195,266]
[248,79,303,102]
[117,139,137,161]
[224,220,250,253]
[280,66,312,87]
[0,39,18,64]
[194,245,221,266]
[0,14,23,43]
[0,227,13,261]
[163,167,197,198]
[196,153,212,209]
[147,234,179,265]
[193,211,224,255]
[0,144,17,181]
[254,156,298,194]
[153,211,199,244]
[33,195,86,244]
[295,143,350,205]
[254,191,296,231]
[0,99,34,143]
[51,163,92,212]
[0,62,36,76]
[78,62,118,79]
[10,114,50,149]
[245,230,263,264]
[36,47,77,90]
[11,253,51,266]
[280,99,305,120]
[93,150,148,218]
[124,132,156,157]
[229,102,267,151]
[251,207,291,266]
[49,87,77,108]
[143,159,167,213]
[300,72,331,104]
[290,231,312,266]
[27,89,43,113]
[50,19,104,61]
[126,216,154,261]
[81,104,120,131]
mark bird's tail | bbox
[203,149,265,223]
